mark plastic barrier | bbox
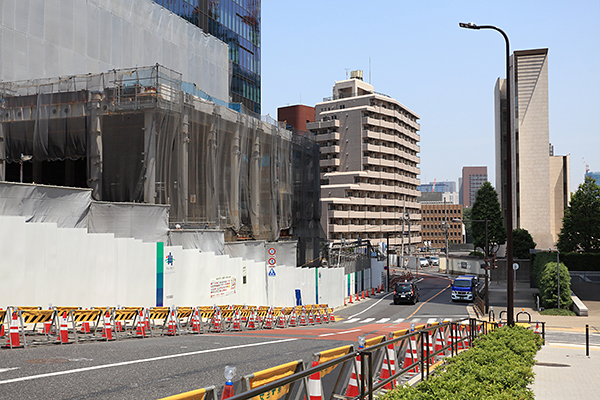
[242,360,304,400]
[158,385,217,400]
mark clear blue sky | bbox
[261,0,600,193]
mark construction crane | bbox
[583,157,590,174]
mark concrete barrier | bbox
[571,295,589,316]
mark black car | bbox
[393,282,419,305]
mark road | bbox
[0,270,470,399]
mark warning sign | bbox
[210,276,237,298]
[268,257,276,266]
[268,247,276,256]
[268,268,276,277]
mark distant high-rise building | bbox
[307,71,421,248]
[418,181,456,193]
[153,0,261,114]
[586,171,600,184]
[461,167,488,208]
[495,48,570,248]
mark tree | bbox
[557,176,600,253]
[539,261,572,309]
[471,182,506,256]
[513,228,536,259]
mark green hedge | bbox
[560,252,600,271]
[382,326,543,400]
[532,252,556,288]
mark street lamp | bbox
[459,22,514,326]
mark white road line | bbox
[393,318,405,323]
[376,318,391,324]
[0,368,19,373]
[411,318,421,323]
[360,318,375,324]
[343,318,360,324]
[427,318,439,324]
[318,333,336,337]
[349,293,393,318]
[0,338,298,385]
[337,329,362,335]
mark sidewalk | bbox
[474,278,600,398]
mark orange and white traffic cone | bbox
[4,312,23,348]
[402,337,419,373]
[329,309,335,323]
[300,309,307,326]
[345,354,361,397]
[355,293,360,302]
[289,309,297,327]
[136,309,147,338]
[102,311,114,341]
[167,309,177,336]
[191,308,201,333]
[247,310,256,330]
[348,294,353,304]
[232,310,242,331]
[211,309,222,332]
[57,312,71,344]
[380,343,396,389]
[277,310,286,329]
[308,361,323,400]
[315,311,321,324]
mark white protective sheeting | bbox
[88,201,169,243]
[0,0,229,102]
[0,182,91,228]
[168,230,225,254]
[0,216,350,308]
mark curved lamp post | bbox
[459,22,514,325]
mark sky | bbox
[261,0,600,193]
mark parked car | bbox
[394,281,419,305]
[429,256,440,266]
[418,257,429,268]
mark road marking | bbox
[337,329,362,335]
[360,318,375,324]
[0,368,20,373]
[0,338,298,385]
[376,318,390,323]
[393,318,405,323]
[343,318,360,324]
[349,293,393,318]
[318,333,336,337]
[546,342,600,351]
[411,318,421,323]
[406,284,451,319]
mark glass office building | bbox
[153,0,261,115]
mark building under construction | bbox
[0,65,321,265]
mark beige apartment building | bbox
[495,49,570,249]
[307,71,421,248]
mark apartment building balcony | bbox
[320,158,341,167]
[314,132,341,142]
[307,119,340,131]
[320,145,341,154]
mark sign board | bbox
[210,276,237,298]
[267,247,277,268]
[513,263,519,270]
[268,268,276,277]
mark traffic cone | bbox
[4,312,23,348]
[136,309,147,338]
[222,380,234,400]
[166,309,177,336]
[355,293,360,302]
[44,308,53,335]
[348,294,353,304]
[232,310,242,331]
[371,288,375,296]
[308,310,314,325]
[380,343,396,389]
[211,309,222,332]
[241,305,248,325]
[345,354,361,397]
[315,311,321,324]
[247,310,256,330]
[289,309,297,327]
[329,309,335,323]
[277,310,286,328]
[225,305,234,324]
[264,309,273,329]
[102,311,114,341]
[191,308,202,333]
[58,312,71,344]
[402,337,419,373]
[300,309,307,326]
[434,330,444,355]
[308,361,323,400]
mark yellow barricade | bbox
[365,335,386,348]
[199,307,215,319]
[243,360,303,400]
[177,307,194,320]
[390,328,410,339]
[312,344,354,377]
[0,309,6,327]
[72,309,102,324]
[158,385,216,400]
[20,309,54,325]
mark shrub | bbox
[539,262,572,309]
[382,326,542,400]
[531,252,557,288]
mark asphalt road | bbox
[0,270,471,399]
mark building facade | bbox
[307,71,421,248]
[420,202,463,249]
[461,166,488,208]
[278,105,315,133]
[152,0,261,114]
[418,181,456,193]
[495,48,570,249]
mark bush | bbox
[382,326,543,400]
[560,252,600,271]
[532,252,556,288]
[539,262,572,309]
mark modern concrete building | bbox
[307,71,421,249]
[418,180,456,193]
[461,166,488,208]
[495,48,570,249]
